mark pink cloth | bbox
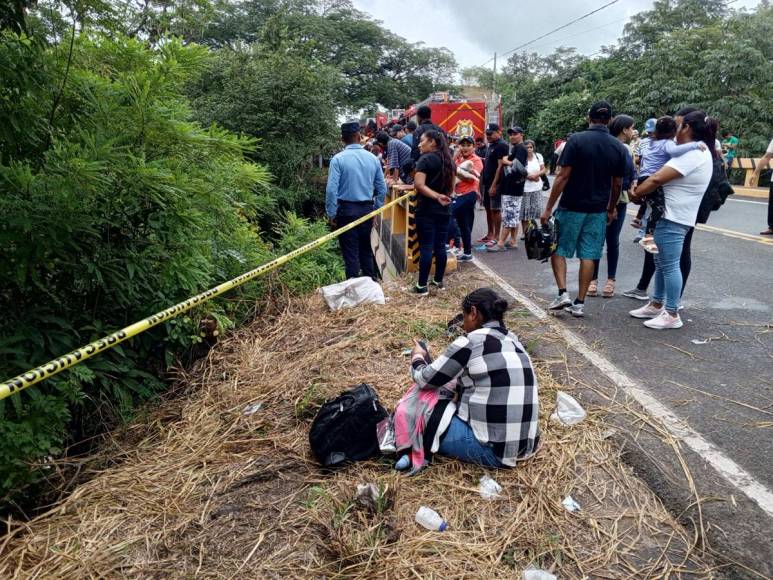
[392,383,453,472]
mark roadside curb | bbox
[733,186,769,200]
[472,258,773,578]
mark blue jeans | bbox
[416,212,450,287]
[451,193,476,255]
[652,218,691,312]
[438,416,504,467]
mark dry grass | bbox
[0,269,715,579]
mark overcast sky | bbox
[350,0,762,70]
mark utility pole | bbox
[492,52,497,98]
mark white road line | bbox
[728,198,766,206]
[473,258,773,519]
[624,210,773,245]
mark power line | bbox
[526,16,627,53]
[476,0,620,68]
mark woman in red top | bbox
[451,135,484,261]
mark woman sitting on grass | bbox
[409,288,541,467]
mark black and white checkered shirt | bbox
[411,321,540,467]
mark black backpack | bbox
[309,384,388,467]
[696,157,734,224]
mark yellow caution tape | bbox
[0,193,411,401]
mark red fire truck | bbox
[401,91,501,139]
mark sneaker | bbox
[629,303,663,319]
[430,279,445,291]
[449,247,463,257]
[457,253,473,262]
[413,284,429,296]
[548,294,572,310]
[564,302,585,317]
[643,310,684,330]
[622,287,649,301]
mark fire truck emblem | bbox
[455,119,475,138]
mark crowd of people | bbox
[322,103,770,472]
[326,99,764,331]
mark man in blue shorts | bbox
[540,101,628,317]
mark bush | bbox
[0,32,342,502]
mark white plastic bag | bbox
[478,475,503,500]
[376,417,396,454]
[562,495,581,513]
[550,391,587,426]
[320,276,385,311]
[522,568,557,580]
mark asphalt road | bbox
[472,190,773,496]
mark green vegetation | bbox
[464,0,773,159]
[0,0,455,504]
[2,0,769,508]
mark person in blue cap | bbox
[326,121,388,279]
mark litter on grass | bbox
[550,391,587,426]
[478,475,503,500]
[319,276,385,310]
[522,568,558,580]
[0,268,714,579]
[242,402,263,415]
[562,495,581,513]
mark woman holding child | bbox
[628,111,715,330]
[409,288,540,467]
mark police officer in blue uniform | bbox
[326,121,388,279]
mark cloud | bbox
[351,0,761,69]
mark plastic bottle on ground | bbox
[415,506,448,531]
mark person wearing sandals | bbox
[628,111,715,330]
[413,130,454,295]
[489,127,528,252]
[588,115,636,298]
[520,140,546,237]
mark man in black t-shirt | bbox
[474,136,487,159]
[489,127,528,251]
[479,124,509,245]
[410,105,443,161]
[541,101,628,317]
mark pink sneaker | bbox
[629,303,663,319]
[644,310,684,330]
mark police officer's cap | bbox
[341,121,361,135]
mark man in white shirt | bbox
[752,138,773,235]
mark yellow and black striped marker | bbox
[407,194,420,271]
[0,193,410,401]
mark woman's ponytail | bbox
[682,111,717,159]
[462,288,509,324]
